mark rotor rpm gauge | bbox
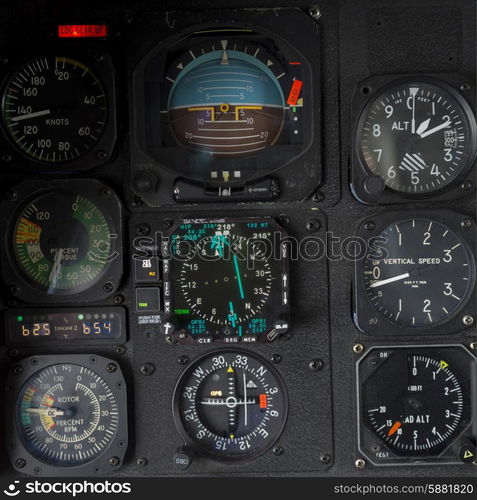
[166,40,286,158]
[361,217,475,329]
[173,350,288,461]
[162,218,289,343]
[2,56,109,163]
[356,79,477,195]
[357,346,474,465]
[6,355,128,475]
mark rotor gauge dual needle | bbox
[357,345,476,466]
[5,355,128,476]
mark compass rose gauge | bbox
[356,79,477,196]
[173,350,288,461]
[4,180,123,300]
[359,216,475,330]
[357,346,474,465]
[6,355,128,475]
[162,218,289,343]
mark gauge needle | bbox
[25,407,65,417]
[11,109,51,122]
[410,87,418,134]
[388,421,402,437]
[233,254,245,299]
[369,272,410,288]
[243,372,248,427]
[415,118,431,136]
[48,248,64,285]
[418,120,452,138]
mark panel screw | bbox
[2,154,12,163]
[12,365,23,376]
[15,458,26,469]
[364,221,375,231]
[320,454,331,464]
[5,189,17,201]
[461,181,473,190]
[106,363,117,373]
[355,458,366,469]
[101,188,111,197]
[136,224,150,236]
[309,358,324,371]
[470,341,477,350]
[33,467,41,475]
[178,355,189,365]
[271,354,282,364]
[461,219,472,228]
[103,282,114,293]
[8,349,19,358]
[277,214,290,226]
[309,6,321,20]
[312,192,324,203]
[463,315,474,327]
[131,196,143,208]
[306,219,321,233]
[96,150,108,160]
[137,457,148,467]
[114,295,124,304]
[116,345,127,355]
[461,82,471,92]
[94,53,105,63]
[273,446,285,456]
[162,219,173,229]
[353,344,364,354]
[141,363,155,376]
[109,456,120,466]
[8,284,20,295]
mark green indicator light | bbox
[138,302,149,308]
[17,315,23,322]
[78,314,84,320]
[174,309,190,315]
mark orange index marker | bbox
[388,421,402,437]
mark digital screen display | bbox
[6,308,125,344]
[58,24,108,38]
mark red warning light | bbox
[287,79,303,106]
[259,394,268,409]
[58,24,108,39]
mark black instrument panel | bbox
[0,0,475,482]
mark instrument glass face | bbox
[12,190,117,294]
[2,56,107,163]
[174,351,288,460]
[16,363,119,466]
[168,42,285,158]
[358,81,476,194]
[163,218,289,343]
[361,349,471,458]
[363,218,475,327]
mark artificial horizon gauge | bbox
[360,216,475,329]
[5,355,128,476]
[162,217,289,343]
[357,345,475,465]
[166,39,287,158]
[356,79,477,195]
[2,56,108,163]
[173,350,288,461]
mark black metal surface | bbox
[0,0,475,478]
